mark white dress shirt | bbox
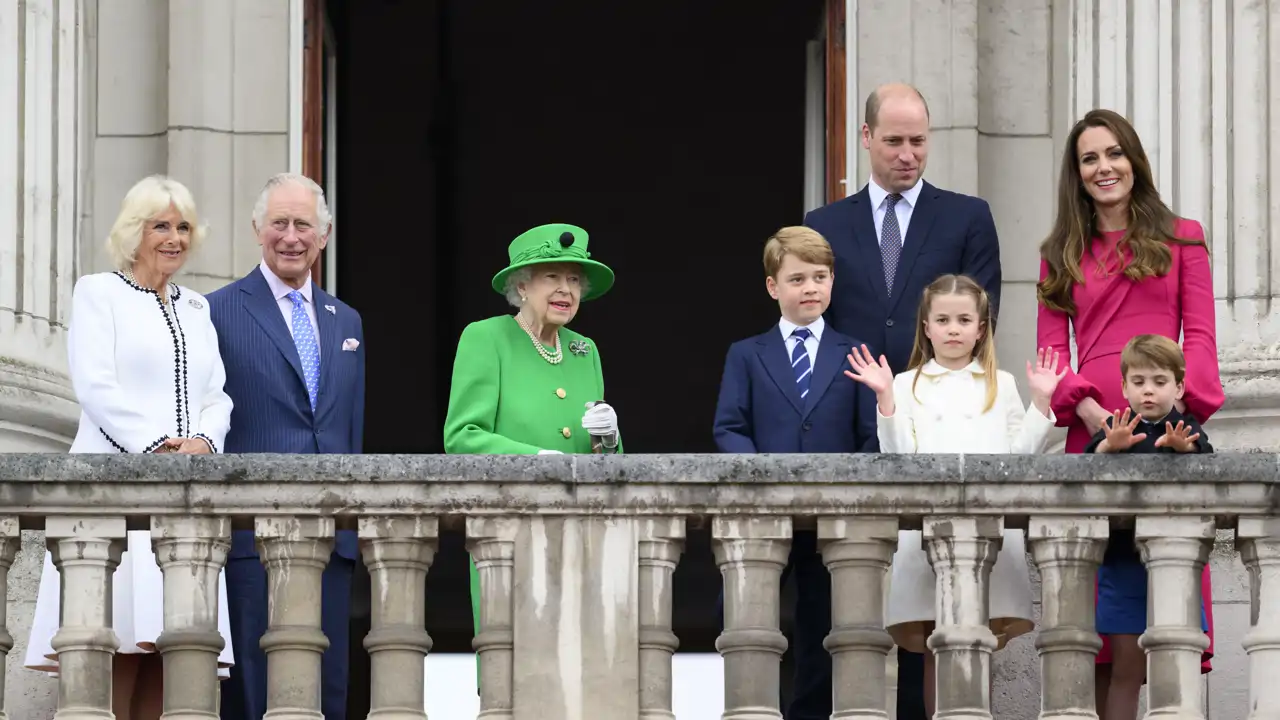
[66,272,233,453]
[867,176,924,246]
[260,260,319,340]
[778,315,824,370]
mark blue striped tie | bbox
[791,327,812,400]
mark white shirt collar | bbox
[778,315,825,342]
[867,175,924,211]
[260,260,313,303]
[919,358,984,376]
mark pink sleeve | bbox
[1176,222,1225,421]
[1036,258,1103,427]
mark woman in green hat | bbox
[443,222,621,654]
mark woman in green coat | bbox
[443,222,621,646]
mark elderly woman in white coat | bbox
[25,175,236,720]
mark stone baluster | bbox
[47,516,126,720]
[1028,516,1108,720]
[467,517,519,720]
[256,516,335,720]
[923,517,1003,720]
[819,517,898,720]
[1235,517,1280,720]
[151,516,232,719]
[713,516,791,720]
[1136,517,1213,720]
[637,518,685,720]
[359,516,438,720]
[0,517,18,720]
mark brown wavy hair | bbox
[1037,109,1205,315]
[908,274,999,413]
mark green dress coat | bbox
[443,315,619,641]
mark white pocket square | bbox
[342,338,360,351]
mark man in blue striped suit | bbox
[209,173,366,720]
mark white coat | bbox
[26,272,235,675]
[879,359,1054,653]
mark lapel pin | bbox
[188,297,203,309]
[569,340,591,357]
[324,304,336,314]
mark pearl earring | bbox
[520,295,527,302]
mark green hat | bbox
[491,223,615,301]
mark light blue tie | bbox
[288,290,321,410]
[791,327,812,400]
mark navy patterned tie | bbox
[881,193,903,295]
[791,327,812,400]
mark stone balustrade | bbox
[0,453,1278,719]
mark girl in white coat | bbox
[845,273,1065,718]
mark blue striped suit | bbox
[208,266,365,720]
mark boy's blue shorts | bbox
[1097,542,1208,635]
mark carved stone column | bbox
[1235,517,1280,720]
[359,516,438,720]
[0,517,18,720]
[713,516,791,720]
[924,517,1003,720]
[47,516,126,720]
[151,516,232,720]
[0,0,81,451]
[819,517,898,720]
[1028,516,1107,720]
[256,516,335,720]
[1136,516,1213,720]
[467,517,519,720]
[637,518,684,720]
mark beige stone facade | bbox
[2,1,1279,717]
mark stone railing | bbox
[1,453,1278,719]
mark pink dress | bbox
[1036,218,1224,670]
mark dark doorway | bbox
[327,0,826,712]
[331,0,824,455]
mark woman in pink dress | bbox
[1036,109,1224,720]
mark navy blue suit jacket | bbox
[713,324,878,454]
[207,267,365,560]
[804,181,1002,374]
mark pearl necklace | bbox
[515,313,563,365]
[122,269,170,304]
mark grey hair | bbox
[503,264,592,308]
[251,173,332,231]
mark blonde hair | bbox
[908,274,999,413]
[1120,334,1185,384]
[763,226,834,278]
[105,175,207,272]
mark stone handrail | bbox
[0,453,1277,719]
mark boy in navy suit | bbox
[713,226,879,720]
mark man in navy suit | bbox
[804,83,1002,720]
[208,173,365,720]
[713,226,878,720]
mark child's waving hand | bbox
[1026,346,1066,416]
[845,344,896,416]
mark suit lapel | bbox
[313,284,339,419]
[241,268,308,388]
[802,331,851,418]
[849,188,890,306]
[756,331,804,414]
[888,182,941,315]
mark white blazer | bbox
[878,359,1054,454]
[67,272,233,454]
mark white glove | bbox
[537,449,563,455]
[582,402,619,448]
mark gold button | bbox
[556,388,566,399]
[562,427,572,438]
